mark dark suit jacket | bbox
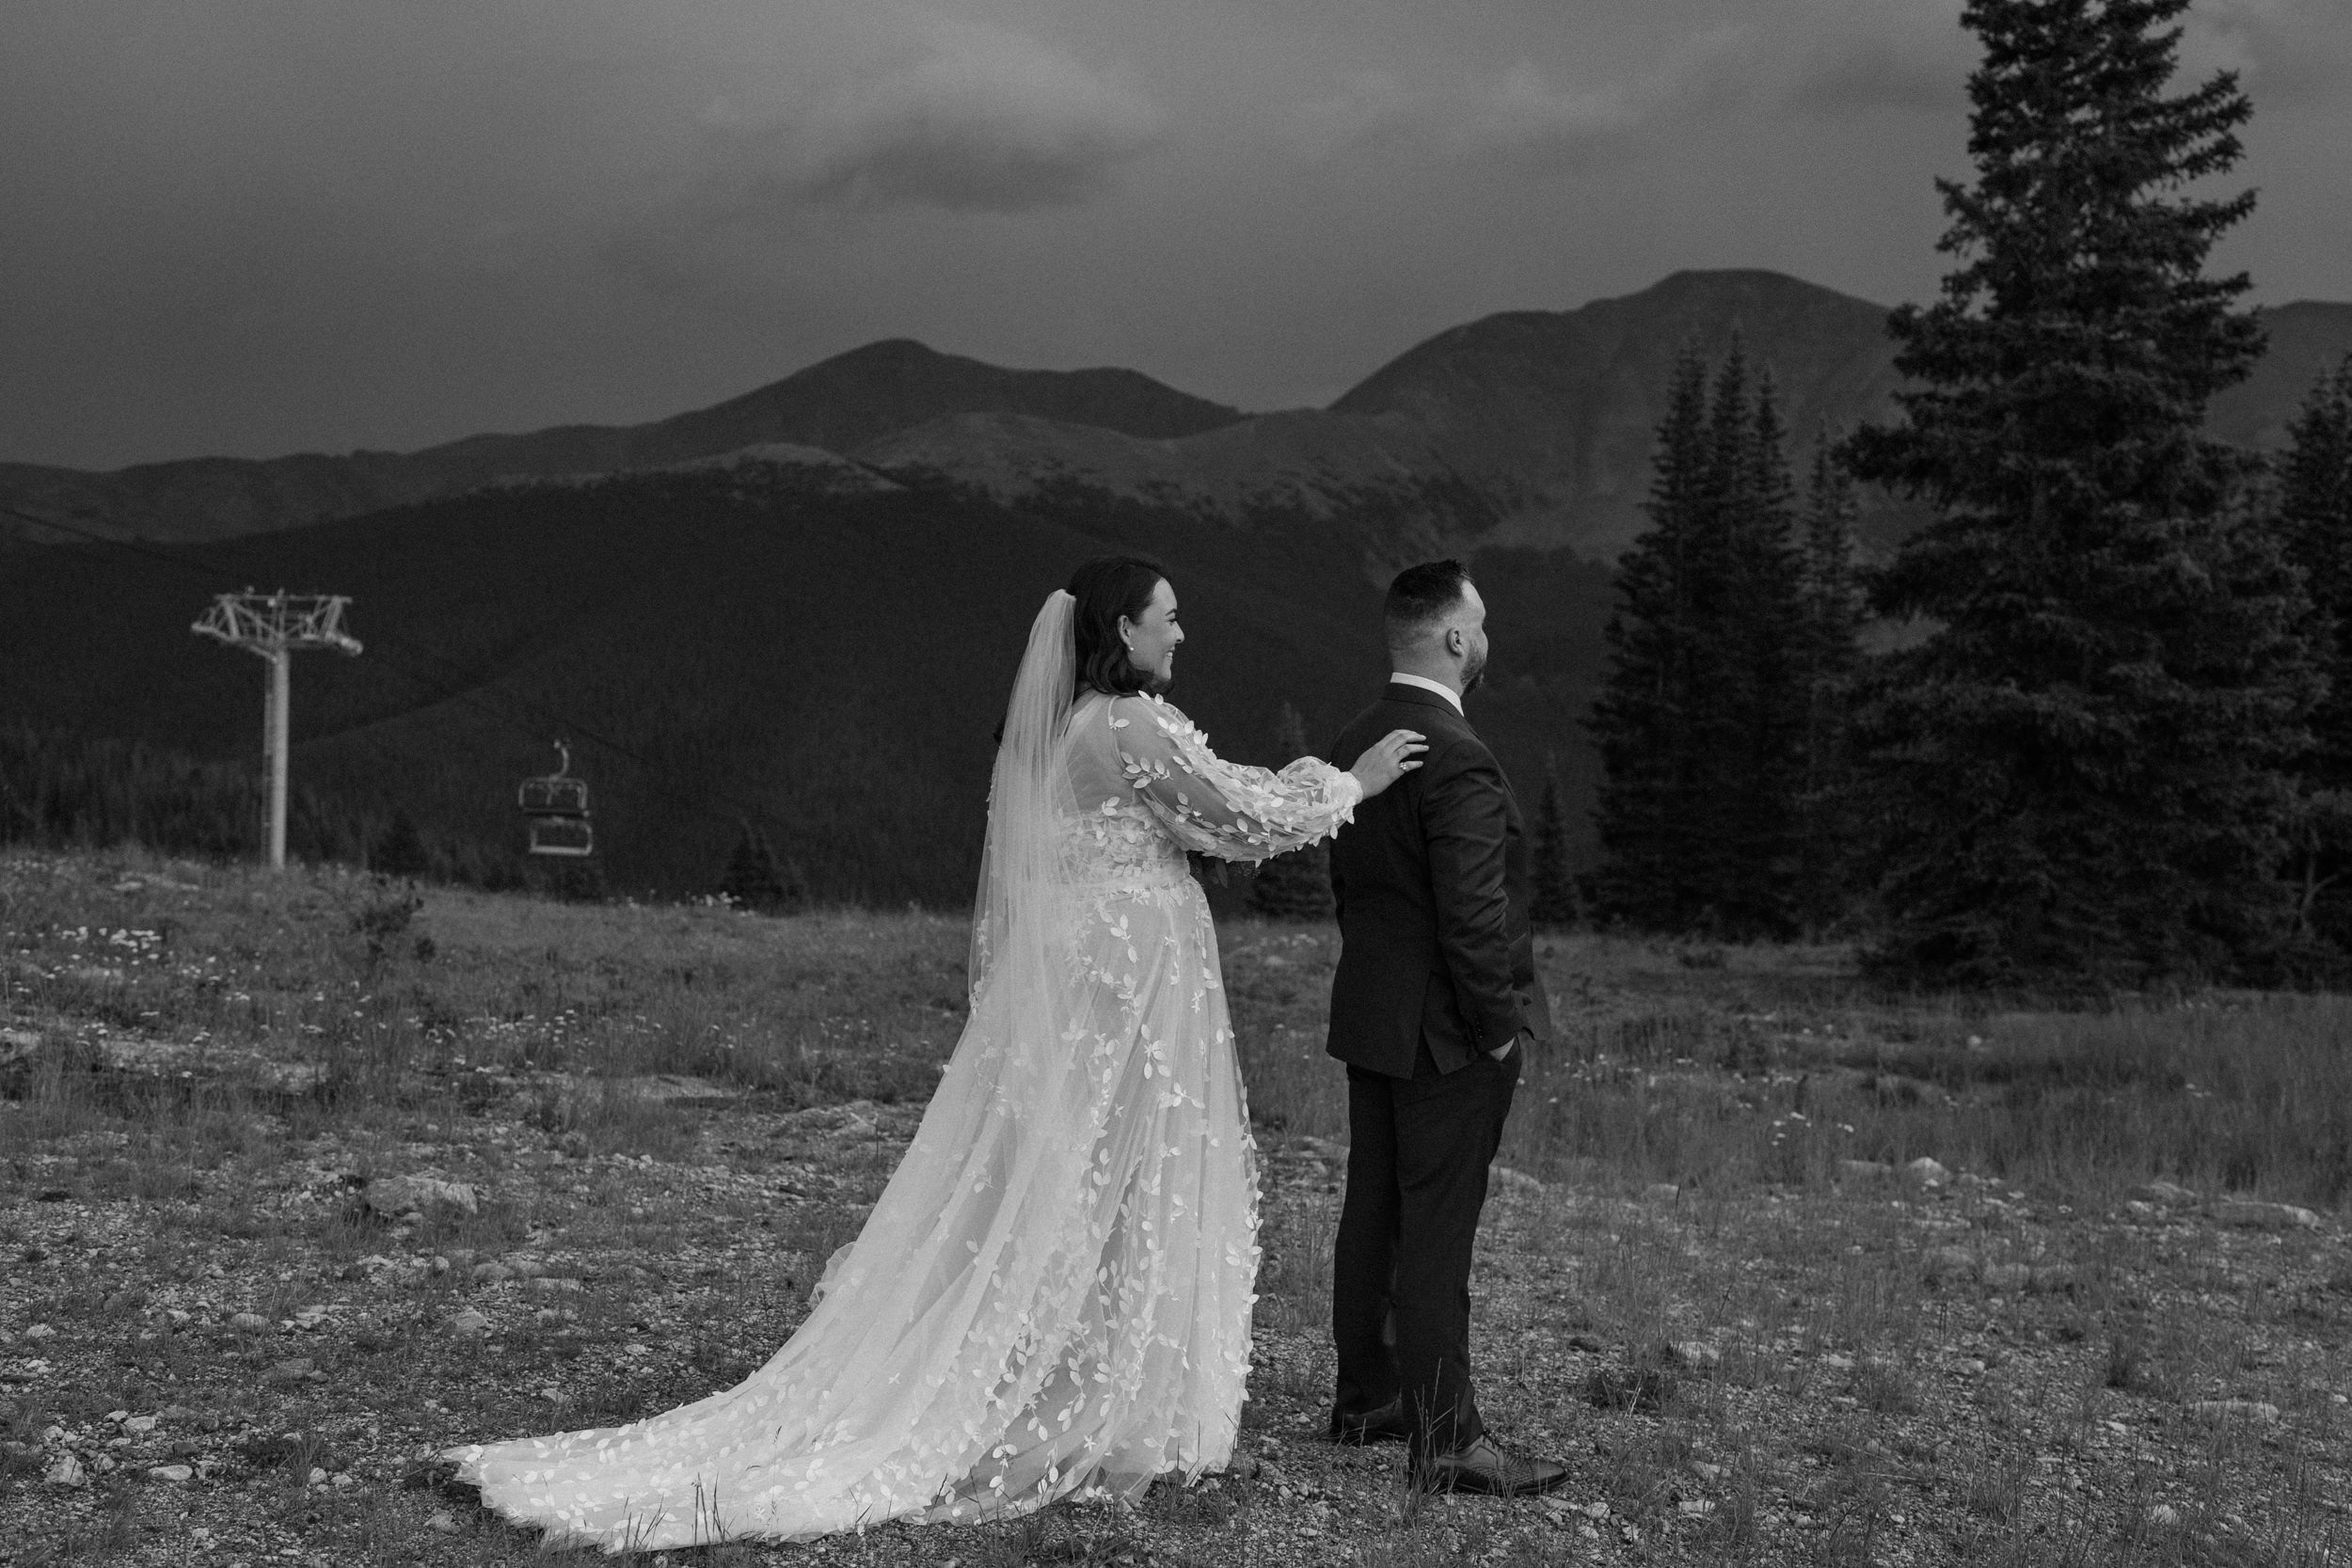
[1325,683,1553,1079]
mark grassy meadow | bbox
[2,847,2349,1566]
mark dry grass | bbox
[2,847,2349,1566]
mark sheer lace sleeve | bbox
[1101,693,1361,863]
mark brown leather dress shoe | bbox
[1420,1434,1570,1497]
[1328,1398,1410,1445]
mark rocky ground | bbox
[3,851,2349,1565]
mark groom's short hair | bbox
[1384,560,1473,654]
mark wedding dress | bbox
[446,591,1362,1551]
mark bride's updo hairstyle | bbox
[1067,555,1168,697]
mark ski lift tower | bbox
[193,590,362,871]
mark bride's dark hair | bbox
[1067,556,1168,697]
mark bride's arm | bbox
[1104,694,1362,863]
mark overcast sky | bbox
[5,0,2347,470]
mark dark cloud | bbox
[1298,65,1641,171]
[1788,33,1970,118]
[693,25,1163,220]
[0,0,2343,469]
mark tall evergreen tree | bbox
[1590,348,1712,928]
[1591,346,1814,937]
[1842,0,2316,984]
[1719,372,1807,935]
[721,821,809,913]
[1529,755,1579,927]
[2275,356,2352,944]
[1793,431,1867,932]
[370,809,432,879]
[1246,704,1337,921]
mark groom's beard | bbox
[1460,646,1487,694]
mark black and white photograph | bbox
[4,1,2352,1562]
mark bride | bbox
[446,556,1426,1550]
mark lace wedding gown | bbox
[447,688,1360,1551]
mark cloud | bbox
[1780,1,1973,119]
[1295,50,1717,175]
[696,25,1166,218]
[2184,0,2352,106]
[1788,32,1970,117]
[1782,0,2350,121]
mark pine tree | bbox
[1246,703,1337,921]
[1530,756,1579,927]
[722,821,809,913]
[1590,349,1712,928]
[1793,430,1866,932]
[2275,356,2352,947]
[1842,0,2317,984]
[1718,372,1807,936]
[370,809,431,879]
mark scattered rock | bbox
[1566,1334,1607,1354]
[1979,1262,2033,1292]
[2027,1264,2081,1295]
[2211,1199,2320,1232]
[293,1306,331,1330]
[2136,1180,2200,1206]
[1925,1247,1978,1283]
[2190,1400,2282,1426]
[1488,1164,1544,1195]
[1904,1157,1951,1184]
[229,1312,269,1335]
[1678,1499,1716,1517]
[123,1415,158,1433]
[148,1465,194,1483]
[1665,1340,1721,1370]
[1838,1160,1895,1182]
[262,1358,316,1386]
[523,1275,582,1296]
[307,1466,328,1486]
[1585,1365,1678,1413]
[446,1308,491,1339]
[1643,1182,1682,1202]
[21,1323,55,1342]
[471,1262,513,1284]
[428,1511,459,1535]
[363,1175,479,1219]
[537,1387,569,1406]
[631,1074,740,1103]
[2148,1503,2183,1527]
[44,1453,86,1488]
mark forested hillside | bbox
[0,466,1613,902]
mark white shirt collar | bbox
[1388,672,1463,715]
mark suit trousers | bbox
[1329,1042,1518,1457]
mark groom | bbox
[1322,560,1565,1496]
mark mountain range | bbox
[13,269,2351,562]
[6,268,2349,905]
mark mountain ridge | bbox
[8,270,2350,561]
[0,340,1246,546]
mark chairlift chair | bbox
[518,741,594,857]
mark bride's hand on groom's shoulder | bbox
[1350,730,1427,798]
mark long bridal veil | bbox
[964,588,1077,1022]
[448,588,1258,1550]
